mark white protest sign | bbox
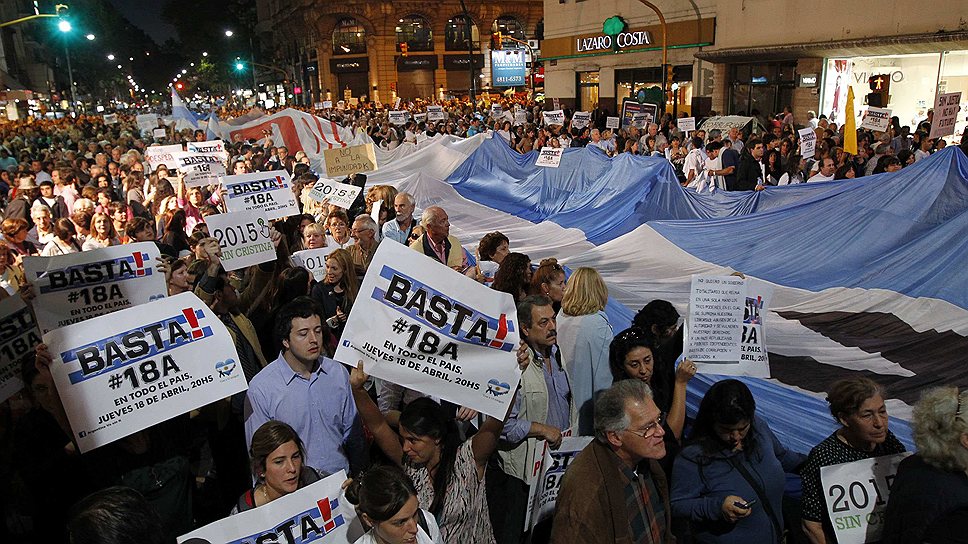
[308,178,362,209]
[860,107,892,132]
[389,110,409,125]
[491,104,503,118]
[735,279,772,378]
[323,143,377,179]
[514,111,527,126]
[606,116,620,129]
[552,97,560,110]
[178,471,363,543]
[334,241,522,419]
[393,97,401,109]
[0,295,43,403]
[929,91,962,139]
[145,144,184,172]
[526,436,593,529]
[103,113,118,125]
[535,147,564,168]
[204,210,276,271]
[323,100,333,109]
[799,127,818,158]
[685,275,746,363]
[678,117,696,133]
[46,292,246,453]
[187,139,229,161]
[370,199,383,224]
[414,113,427,123]
[222,170,300,220]
[336,100,345,110]
[820,453,911,544]
[23,243,168,335]
[153,128,167,139]
[571,111,591,129]
[542,110,565,126]
[632,113,651,128]
[174,152,227,187]
[291,247,338,282]
[314,102,324,110]
[137,114,160,136]
[427,105,446,121]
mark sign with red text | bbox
[0,295,42,403]
[222,170,300,220]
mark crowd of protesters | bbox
[0,96,965,544]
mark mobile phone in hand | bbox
[733,499,758,509]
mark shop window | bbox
[445,17,480,51]
[728,61,797,115]
[492,15,527,42]
[396,15,434,52]
[332,18,366,55]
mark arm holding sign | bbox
[350,361,405,466]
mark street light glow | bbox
[236,62,244,71]
[225,30,234,37]
[58,20,72,32]
[107,54,115,60]
[202,51,208,57]
[85,34,95,40]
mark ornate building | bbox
[255,0,543,104]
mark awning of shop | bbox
[695,30,968,62]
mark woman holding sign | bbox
[311,249,358,341]
[670,379,805,544]
[232,420,323,513]
[349,352,526,544]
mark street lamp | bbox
[57,19,78,112]
[85,33,95,40]
[224,30,233,37]
[58,20,71,32]
[107,54,115,61]
[225,29,257,91]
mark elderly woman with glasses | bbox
[881,387,968,544]
[670,379,805,544]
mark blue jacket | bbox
[670,416,805,544]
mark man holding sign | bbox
[800,377,906,544]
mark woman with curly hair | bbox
[491,252,531,304]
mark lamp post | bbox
[226,29,257,91]
[634,0,669,114]
[458,0,476,104]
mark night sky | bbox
[107,0,177,44]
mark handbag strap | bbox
[726,455,782,541]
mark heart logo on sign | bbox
[486,379,511,397]
[215,358,237,378]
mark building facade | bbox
[543,0,968,137]
[255,0,544,105]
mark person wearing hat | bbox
[4,175,38,228]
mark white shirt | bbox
[683,148,706,180]
[807,172,835,183]
[777,172,804,185]
[353,508,441,544]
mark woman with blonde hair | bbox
[882,387,968,543]
[311,248,359,341]
[302,222,327,250]
[556,267,613,436]
[82,212,120,250]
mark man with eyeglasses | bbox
[552,379,674,544]
[348,214,380,276]
[489,295,577,544]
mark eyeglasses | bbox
[624,412,665,439]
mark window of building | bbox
[728,61,797,116]
[332,18,366,55]
[445,17,480,51]
[396,15,434,52]
[492,15,527,42]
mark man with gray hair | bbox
[409,205,469,271]
[551,380,674,543]
[639,122,668,152]
[382,191,416,244]
[349,214,380,275]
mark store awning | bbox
[695,30,968,62]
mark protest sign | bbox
[323,100,333,109]
[799,127,818,158]
[0,295,43,403]
[542,110,565,126]
[153,127,167,139]
[204,210,276,271]
[621,99,658,128]
[685,275,746,363]
[187,139,229,162]
[514,111,527,126]
[23,243,168,334]
[393,97,401,109]
[606,116,620,129]
[526,436,593,529]
[334,241,521,419]
[174,152,227,187]
[678,117,696,132]
[427,105,446,121]
[307,178,363,209]
[137,114,159,136]
[860,107,892,132]
[323,143,377,179]
[178,471,363,544]
[291,247,338,282]
[820,453,911,544]
[222,170,300,220]
[571,111,591,129]
[46,292,246,453]
[929,92,962,139]
[336,100,345,110]
[631,113,651,129]
[370,199,382,225]
[552,97,560,110]
[491,104,503,118]
[414,112,427,123]
[535,147,564,168]
[145,144,184,171]
[103,113,118,125]
[389,110,409,125]
[314,102,324,110]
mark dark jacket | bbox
[734,154,764,191]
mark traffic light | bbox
[175,81,184,91]
[400,43,408,57]
[867,74,890,108]
[235,61,245,71]
[492,32,502,50]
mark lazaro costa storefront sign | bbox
[577,30,653,53]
